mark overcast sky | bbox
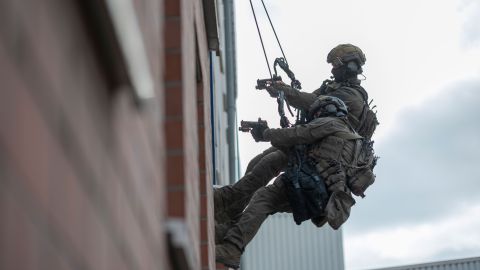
[234,0,480,269]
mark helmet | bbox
[309,96,348,118]
[327,44,366,68]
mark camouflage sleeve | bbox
[311,87,323,96]
[263,118,349,147]
[278,85,318,111]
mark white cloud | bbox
[459,0,480,47]
[344,204,480,270]
[345,80,480,234]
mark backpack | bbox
[339,83,379,197]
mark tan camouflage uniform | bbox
[214,79,370,224]
[216,116,362,265]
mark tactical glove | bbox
[266,81,291,98]
[250,123,269,142]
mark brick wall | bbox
[164,0,199,268]
[0,0,222,269]
[0,0,169,269]
[164,0,217,269]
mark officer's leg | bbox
[244,146,278,174]
[225,177,290,250]
[229,149,288,212]
[214,147,276,222]
[215,177,290,267]
[214,148,288,223]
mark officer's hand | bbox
[265,86,279,97]
[266,81,289,98]
[250,123,269,142]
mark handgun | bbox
[238,118,268,132]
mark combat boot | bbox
[215,222,230,244]
[215,242,242,269]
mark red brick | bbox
[201,243,209,268]
[0,1,169,268]
[199,161,207,180]
[165,17,181,50]
[165,119,184,149]
[2,0,219,269]
[200,194,208,217]
[165,0,180,17]
[200,218,208,242]
[165,51,182,82]
[167,189,186,217]
[167,154,185,185]
[165,86,184,117]
[199,172,207,195]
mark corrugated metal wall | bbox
[370,256,480,270]
[242,213,344,270]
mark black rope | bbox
[249,0,273,79]
[260,0,288,64]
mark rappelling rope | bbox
[248,0,300,127]
[249,0,273,79]
[249,0,290,78]
[259,0,288,65]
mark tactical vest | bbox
[307,126,361,229]
[317,80,379,197]
[283,118,364,228]
[286,79,381,228]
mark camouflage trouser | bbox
[214,146,288,223]
[223,177,291,250]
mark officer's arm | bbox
[311,87,324,96]
[283,87,318,111]
[263,118,342,147]
[270,84,318,111]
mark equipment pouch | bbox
[325,190,356,230]
[348,168,375,197]
[283,161,329,225]
[309,136,345,161]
